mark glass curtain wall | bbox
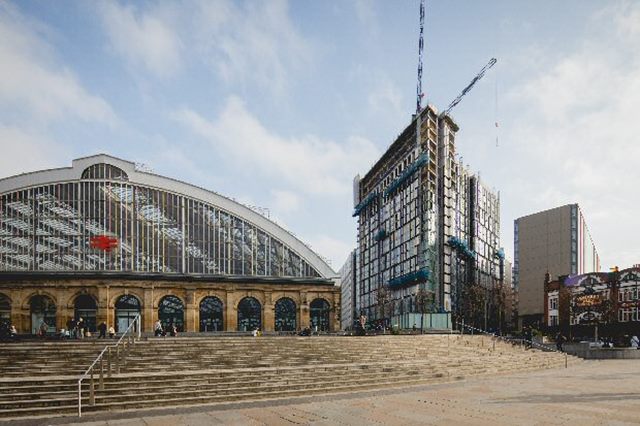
[0,164,321,277]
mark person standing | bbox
[555,332,566,352]
[77,318,85,339]
[630,335,639,349]
[154,319,164,337]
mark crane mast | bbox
[415,0,425,114]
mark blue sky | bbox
[1,1,638,271]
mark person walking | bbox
[108,325,115,338]
[154,319,164,337]
[98,322,107,339]
[630,335,639,349]
[555,332,566,352]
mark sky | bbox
[0,0,638,272]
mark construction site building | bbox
[353,105,503,329]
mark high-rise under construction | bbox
[352,104,504,329]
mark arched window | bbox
[310,298,330,332]
[199,296,224,332]
[0,294,10,329]
[158,295,184,332]
[30,295,56,335]
[115,294,141,333]
[81,163,128,181]
[237,297,261,332]
[74,294,97,332]
[274,298,297,332]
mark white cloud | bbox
[99,2,182,78]
[0,3,117,126]
[500,2,640,269]
[174,96,380,196]
[0,126,68,178]
[271,189,301,215]
[193,0,310,94]
[98,0,309,93]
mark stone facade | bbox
[0,275,340,334]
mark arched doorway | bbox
[0,294,10,330]
[74,294,97,332]
[274,298,296,331]
[199,296,224,332]
[158,295,184,332]
[115,294,141,333]
[30,295,56,334]
[237,297,261,331]
[310,298,330,332]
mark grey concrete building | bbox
[514,204,600,328]
[339,249,358,330]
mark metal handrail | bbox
[77,315,141,417]
[454,321,568,368]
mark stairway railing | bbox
[455,321,568,368]
[77,314,141,417]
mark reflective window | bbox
[115,294,141,332]
[199,296,224,332]
[74,294,97,332]
[274,298,296,331]
[237,297,261,331]
[30,295,56,334]
[158,295,184,332]
[310,298,330,332]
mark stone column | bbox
[143,286,155,333]
[185,289,196,332]
[299,291,309,329]
[226,291,236,331]
[263,290,273,332]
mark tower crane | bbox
[443,58,497,116]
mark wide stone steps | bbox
[0,335,580,420]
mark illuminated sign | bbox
[576,294,601,307]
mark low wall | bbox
[565,343,640,359]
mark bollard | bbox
[107,347,112,378]
[492,339,496,352]
[565,353,568,368]
[99,358,104,390]
[89,369,95,406]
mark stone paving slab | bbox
[6,360,640,425]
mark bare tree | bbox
[415,288,433,334]
[375,285,391,333]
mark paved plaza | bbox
[15,359,637,426]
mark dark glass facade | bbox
[0,164,321,277]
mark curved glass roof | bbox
[0,156,334,278]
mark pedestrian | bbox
[631,335,639,349]
[412,323,417,334]
[555,332,566,352]
[77,318,85,339]
[9,324,17,339]
[68,318,77,339]
[108,325,115,338]
[154,319,164,337]
[169,322,177,337]
[98,321,107,339]
[39,321,48,338]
